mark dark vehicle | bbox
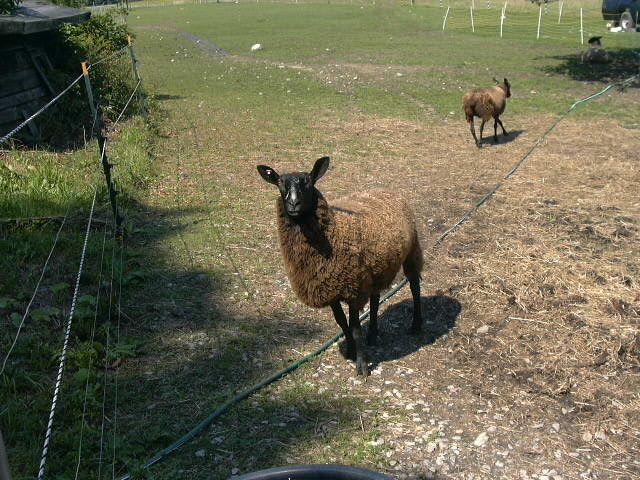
[602,0,640,30]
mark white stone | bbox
[473,431,489,447]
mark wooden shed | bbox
[0,0,90,139]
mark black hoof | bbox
[504,132,509,137]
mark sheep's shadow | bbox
[338,294,461,368]
[479,129,525,147]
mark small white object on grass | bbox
[251,43,263,52]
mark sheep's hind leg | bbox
[479,119,486,146]
[407,275,423,334]
[493,118,499,143]
[366,293,380,346]
[468,119,480,148]
[331,301,356,360]
[349,304,370,377]
[497,117,508,136]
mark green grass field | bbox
[1,2,638,479]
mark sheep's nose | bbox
[286,190,300,206]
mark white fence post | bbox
[558,0,563,24]
[537,4,542,39]
[580,7,584,44]
[500,6,505,37]
[443,6,450,30]
[470,5,475,32]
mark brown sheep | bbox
[463,77,511,148]
[257,157,424,377]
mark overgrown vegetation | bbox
[22,10,146,148]
[0,115,154,478]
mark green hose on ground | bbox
[118,73,638,480]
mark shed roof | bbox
[0,0,90,35]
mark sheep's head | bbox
[503,78,511,98]
[493,77,511,98]
[257,156,330,221]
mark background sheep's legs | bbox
[479,119,486,146]
[349,304,370,377]
[366,292,380,346]
[331,301,356,359]
[496,117,508,136]
[468,118,480,147]
[408,275,423,334]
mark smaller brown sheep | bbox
[463,78,511,148]
[257,157,424,377]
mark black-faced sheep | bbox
[257,157,424,377]
[463,77,511,148]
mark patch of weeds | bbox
[1,113,153,478]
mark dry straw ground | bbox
[148,110,639,479]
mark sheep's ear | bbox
[257,165,280,185]
[492,77,499,84]
[504,77,509,85]
[310,156,330,184]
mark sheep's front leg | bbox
[468,119,480,148]
[366,293,380,346]
[331,301,355,360]
[479,119,486,146]
[493,119,499,143]
[407,275,423,334]
[349,304,370,377]
[497,118,508,136]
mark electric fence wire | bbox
[0,38,143,479]
[89,46,130,69]
[73,223,109,480]
[0,44,132,147]
[0,74,84,146]
[111,244,125,480]
[97,225,118,480]
[37,187,99,480]
[0,207,71,377]
[112,79,143,131]
[93,64,144,480]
